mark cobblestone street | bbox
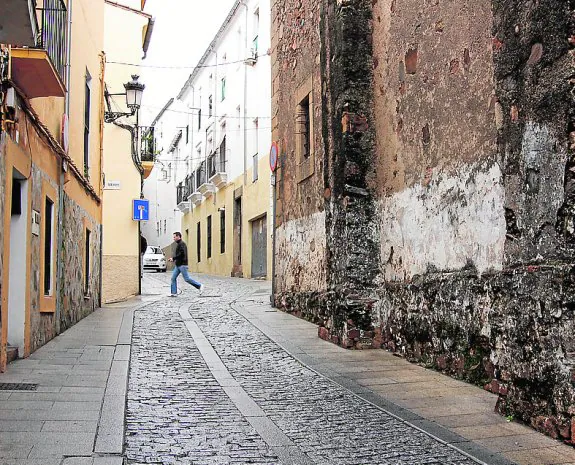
[126,273,482,465]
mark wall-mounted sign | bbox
[31,210,40,236]
[104,180,122,190]
[269,141,279,172]
[133,199,150,221]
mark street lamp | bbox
[104,75,145,123]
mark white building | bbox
[141,98,187,254]
[143,0,272,278]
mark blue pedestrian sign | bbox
[133,199,150,221]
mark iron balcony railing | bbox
[177,182,187,205]
[186,174,194,196]
[207,148,227,179]
[34,0,68,83]
[196,161,207,188]
[177,175,194,204]
[140,126,156,163]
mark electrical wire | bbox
[139,104,272,120]
[105,52,270,70]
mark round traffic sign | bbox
[269,141,279,172]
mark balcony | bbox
[0,0,37,46]
[140,126,157,179]
[189,191,203,206]
[7,0,67,98]
[176,181,191,213]
[198,181,216,198]
[207,147,228,189]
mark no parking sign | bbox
[269,141,279,172]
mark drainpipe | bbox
[55,0,73,332]
[240,0,248,187]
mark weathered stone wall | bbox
[28,173,102,352]
[271,0,329,294]
[372,0,502,279]
[28,167,59,352]
[273,0,575,444]
[58,194,102,335]
[367,0,575,443]
[272,0,380,338]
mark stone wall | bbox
[28,167,58,352]
[272,0,575,444]
[271,0,329,295]
[58,194,102,335]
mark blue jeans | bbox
[171,265,202,294]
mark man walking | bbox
[168,232,204,296]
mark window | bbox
[296,79,314,182]
[85,228,91,294]
[185,125,189,144]
[221,77,226,101]
[219,136,227,173]
[253,153,259,182]
[84,71,92,178]
[207,215,212,259]
[43,197,54,296]
[11,180,22,215]
[208,95,213,118]
[220,209,226,254]
[297,94,311,159]
[164,219,167,234]
[198,108,202,130]
[197,221,201,262]
[253,8,260,56]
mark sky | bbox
[137,0,237,125]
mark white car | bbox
[143,246,167,272]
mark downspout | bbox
[56,0,74,332]
[98,52,106,307]
[240,0,248,187]
[213,51,218,166]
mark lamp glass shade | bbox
[124,75,145,110]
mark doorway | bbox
[8,170,28,358]
[251,214,267,279]
[232,195,243,277]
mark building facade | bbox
[272,0,575,444]
[150,0,272,280]
[0,0,105,370]
[141,98,185,262]
[101,0,154,303]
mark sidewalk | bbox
[0,279,163,465]
[232,284,575,465]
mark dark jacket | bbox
[173,240,188,267]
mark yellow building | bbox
[102,0,154,303]
[0,0,105,370]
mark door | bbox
[251,215,267,279]
[232,196,243,277]
[8,171,28,359]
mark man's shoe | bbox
[199,284,204,295]
[168,293,178,297]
